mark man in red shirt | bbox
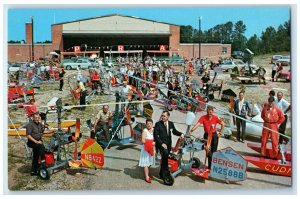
[189,106,224,169]
[261,96,285,159]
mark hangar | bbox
[8,14,231,63]
[52,14,181,59]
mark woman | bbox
[138,118,155,183]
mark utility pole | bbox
[31,16,34,62]
[198,16,202,60]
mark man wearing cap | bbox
[261,96,285,159]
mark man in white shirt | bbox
[120,80,131,96]
[275,91,291,144]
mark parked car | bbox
[218,59,257,72]
[8,63,21,73]
[276,55,290,66]
[62,59,93,70]
[270,55,283,64]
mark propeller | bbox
[73,118,80,160]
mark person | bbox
[271,63,278,82]
[26,112,46,176]
[275,92,291,144]
[233,91,251,142]
[138,118,156,183]
[58,68,65,91]
[189,106,224,169]
[201,71,211,95]
[261,96,285,159]
[154,111,184,179]
[25,99,38,119]
[201,71,210,84]
[93,105,113,142]
[275,63,283,81]
[76,80,86,110]
[257,66,266,85]
[120,80,132,97]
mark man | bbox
[93,105,113,142]
[257,66,266,85]
[201,71,211,95]
[275,92,291,144]
[26,112,46,176]
[154,111,184,179]
[189,106,224,169]
[271,63,278,82]
[76,80,86,110]
[233,91,251,143]
[58,68,65,91]
[201,71,210,84]
[120,80,132,97]
[261,96,285,159]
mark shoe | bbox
[30,171,38,176]
[145,178,152,183]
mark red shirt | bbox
[198,114,222,134]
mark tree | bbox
[180,25,194,43]
[246,34,261,54]
[232,20,247,51]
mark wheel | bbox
[38,166,50,180]
[66,66,72,70]
[241,80,246,84]
[224,134,231,139]
[248,80,252,84]
[191,157,201,168]
[163,171,174,186]
[208,94,214,100]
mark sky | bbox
[6,6,290,42]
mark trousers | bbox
[261,123,279,158]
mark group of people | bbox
[138,107,225,183]
[230,89,290,159]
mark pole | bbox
[31,16,34,62]
[198,16,202,60]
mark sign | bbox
[210,147,247,182]
[118,45,124,51]
[74,46,81,53]
[159,45,167,51]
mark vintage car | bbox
[270,55,283,64]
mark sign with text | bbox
[118,45,124,51]
[159,45,167,51]
[74,46,81,53]
[210,147,247,182]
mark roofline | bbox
[51,14,180,27]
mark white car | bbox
[218,59,257,73]
[277,55,290,66]
[63,59,93,70]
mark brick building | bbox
[8,14,231,63]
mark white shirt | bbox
[272,64,278,71]
[121,85,131,95]
[275,98,290,114]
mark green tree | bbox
[232,20,247,51]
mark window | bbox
[222,47,227,54]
